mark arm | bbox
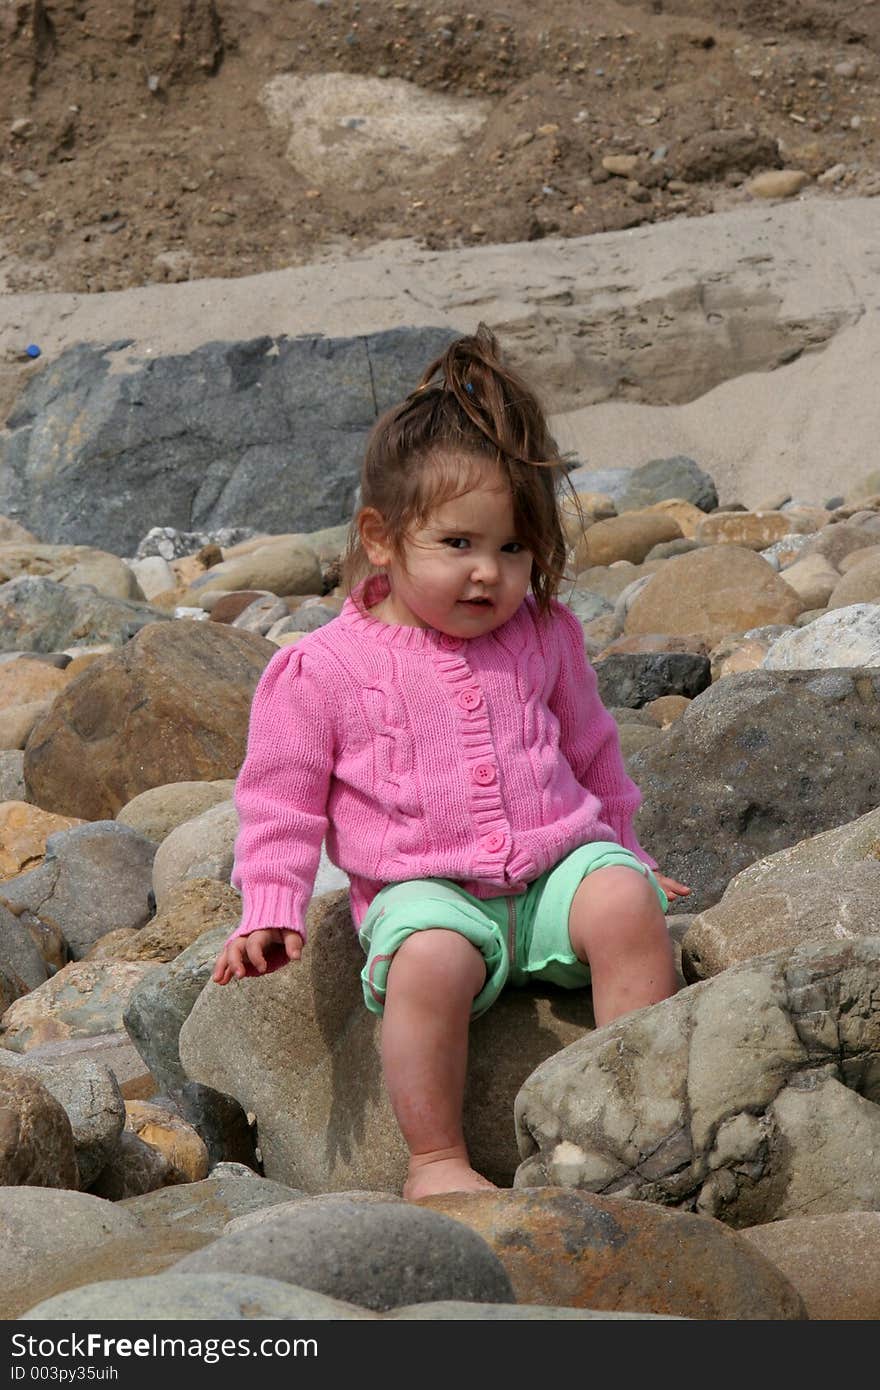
[222,642,334,976]
[547,600,658,870]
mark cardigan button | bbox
[473,762,496,785]
[458,688,482,711]
[482,831,506,853]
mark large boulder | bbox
[0,329,458,555]
[514,937,880,1229]
[179,891,595,1193]
[631,668,880,911]
[624,546,805,644]
[0,1067,79,1187]
[23,621,273,819]
[0,544,144,601]
[0,576,168,654]
[740,1213,880,1320]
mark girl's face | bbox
[359,460,534,635]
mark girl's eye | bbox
[442,537,469,549]
[441,538,526,553]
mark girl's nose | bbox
[471,554,499,583]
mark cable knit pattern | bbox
[227,571,656,972]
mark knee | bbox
[387,928,485,999]
[569,867,666,958]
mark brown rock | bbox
[695,511,818,550]
[624,547,804,644]
[23,621,274,820]
[0,801,85,882]
[643,498,708,539]
[116,879,243,962]
[0,658,69,707]
[644,695,691,727]
[708,631,784,680]
[125,1101,209,1183]
[418,1189,805,1320]
[0,1066,78,1188]
[801,521,880,570]
[0,701,52,750]
[740,1213,880,1320]
[208,591,274,624]
[839,543,880,574]
[83,929,140,960]
[0,960,159,1052]
[747,169,810,199]
[576,512,682,569]
[560,492,617,547]
[827,552,880,609]
[116,780,235,845]
[600,633,711,657]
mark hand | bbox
[655,874,691,904]
[212,927,304,984]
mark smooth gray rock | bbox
[0,576,167,653]
[120,1174,305,1236]
[123,925,230,1091]
[0,329,458,555]
[1,1187,139,1285]
[616,456,718,513]
[0,897,48,992]
[0,1053,125,1188]
[0,749,26,800]
[594,651,711,708]
[631,667,880,911]
[515,936,880,1228]
[171,1200,515,1311]
[0,821,155,959]
[20,1272,374,1321]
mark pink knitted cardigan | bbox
[227,572,656,968]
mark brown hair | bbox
[341,324,585,617]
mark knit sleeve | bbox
[227,641,334,970]
[547,600,657,869]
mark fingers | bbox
[285,931,305,962]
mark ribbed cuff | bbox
[228,884,308,945]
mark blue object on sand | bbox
[25,344,41,358]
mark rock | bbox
[115,779,235,844]
[0,1053,125,1189]
[695,510,818,549]
[827,552,880,608]
[0,330,457,554]
[514,937,880,1227]
[800,520,879,570]
[708,627,788,680]
[124,1100,209,1183]
[740,1213,880,1320]
[593,652,710,708]
[23,621,273,820]
[0,750,25,801]
[625,546,804,645]
[115,878,241,963]
[171,1200,515,1312]
[20,1272,374,1321]
[672,129,780,182]
[127,555,176,600]
[163,1081,260,1169]
[0,821,155,959]
[179,891,595,1192]
[181,537,323,605]
[0,960,160,1053]
[120,1173,304,1235]
[575,512,682,569]
[644,694,691,727]
[0,699,52,749]
[419,1189,804,1319]
[602,154,641,177]
[0,543,144,601]
[0,897,50,992]
[150,801,239,907]
[88,1128,172,1199]
[0,802,85,881]
[0,576,167,654]
[0,1066,79,1187]
[747,170,810,199]
[631,668,880,911]
[776,552,839,608]
[615,457,718,513]
[839,542,880,574]
[0,655,69,706]
[224,1190,403,1235]
[123,925,231,1092]
[762,604,880,668]
[0,1187,139,1287]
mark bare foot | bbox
[404,1155,498,1201]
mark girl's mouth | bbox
[460,598,493,607]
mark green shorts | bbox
[358,841,668,1019]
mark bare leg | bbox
[568,866,678,1027]
[381,928,497,1200]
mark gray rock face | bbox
[1,1187,139,1286]
[0,576,168,653]
[0,749,26,800]
[120,1174,304,1236]
[514,937,880,1229]
[631,668,880,910]
[0,897,49,992]
[0,1054,125,1188]
[20,1272,375,1321]
[0,821,156,960]
[594,652,711,708]
[123,925,230,1092]
[0,1067,78,1188]
[88,1128,171,1200]
[616,456,719,513]
[0,329,458,556]
[171,1200,515,1311]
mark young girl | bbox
[213,326,689,1200]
